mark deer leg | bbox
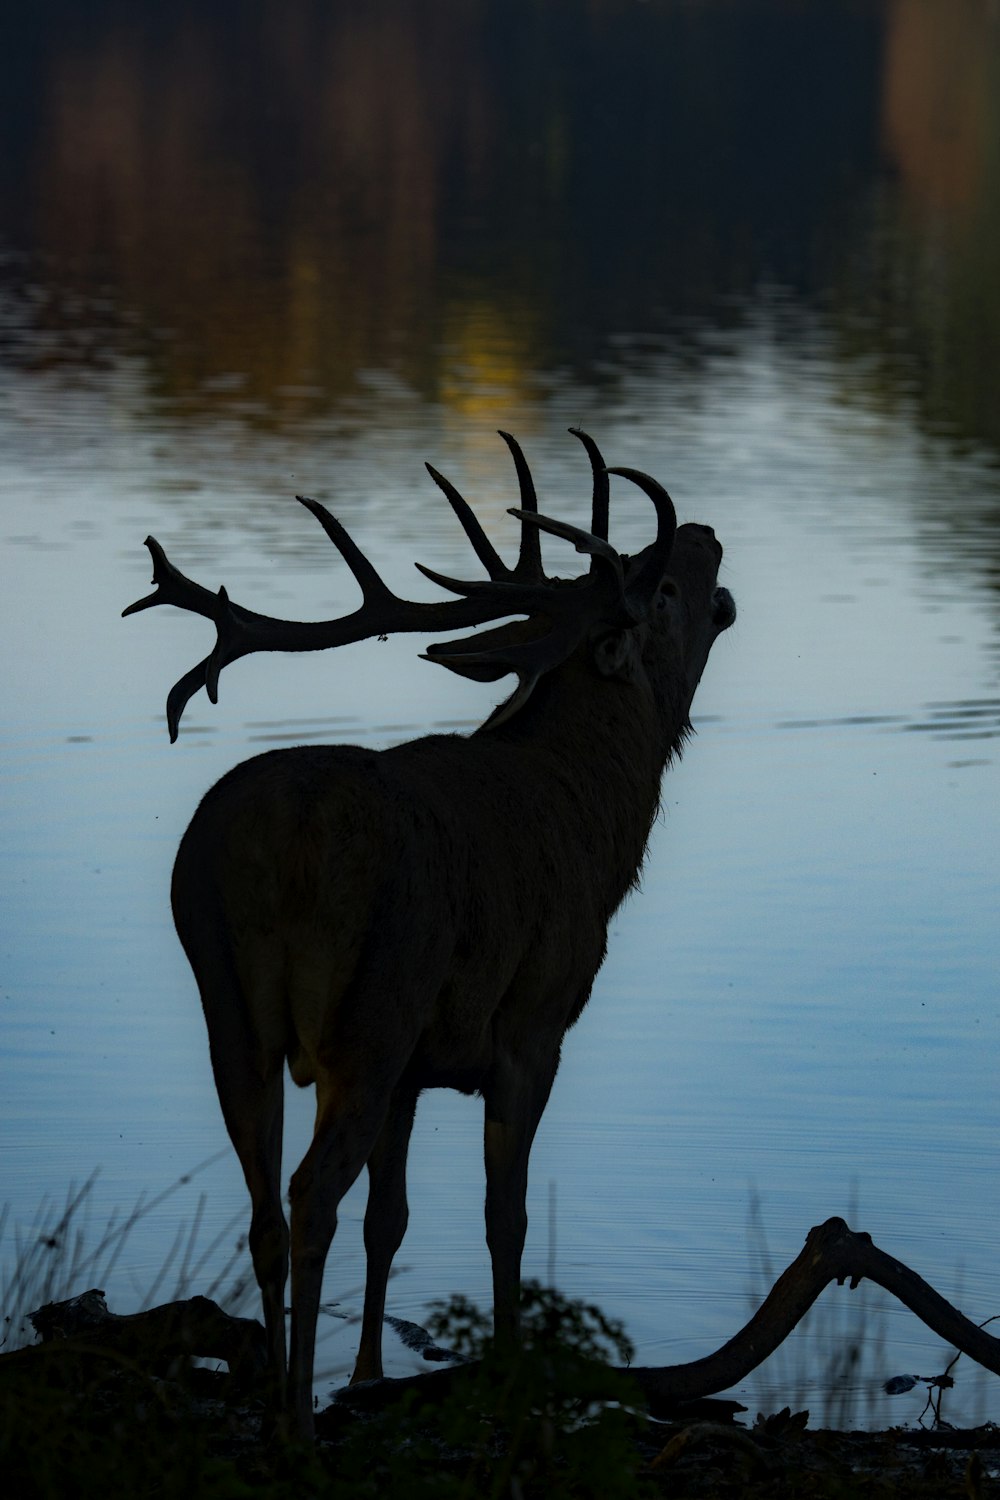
[352,1085,419,1384]
[483,1050,559,1348]
[286,1082,396,1439]
[224,1068,288,1402]
[184,942,288,1407]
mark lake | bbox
[1,0,997,1428]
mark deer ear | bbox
[593,629,642,681]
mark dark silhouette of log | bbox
[0,1287,266,1386]
[332,1218,1000,1417]
[625,1216,1000,1411]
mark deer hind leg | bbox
[352,1084,419,1384]
[219,1062,287,1402]
[286,1073,401,1438]
[179,923,289,1409]
[483,1045,560,1348]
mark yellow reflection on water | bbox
[439,299,540,421]
[882,0,997,217]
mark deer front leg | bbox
[483,1048,559,1347]
[352,1085,419,1383]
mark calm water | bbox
[2,1,998,1427]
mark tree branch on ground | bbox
[5,1218,996,1427]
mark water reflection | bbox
[0,1,997,450]
[838,0,1000,450]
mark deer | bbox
[124,428,736,1438]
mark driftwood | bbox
[626,1215,1000,1413]
[0,1287,265,1386]
[4,1218,996,1425]
[334,1218,1000,1417]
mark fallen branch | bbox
[625,1215,999,1411]
[0,1287,266,1386]
[334,1217,1000,1416]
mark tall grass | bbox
[0,1154,255,1352]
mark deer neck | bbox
[485,663,679,908]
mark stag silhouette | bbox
[125,429,735,1437]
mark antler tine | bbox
[497,431,544,583]
[606,466,678,617]
[412,560,550,606]
[122,535,222,621]
[296,495,397,604]
[123,536,242,742]
[425,463,510,582]
[568,428,610,562]
[166,658,213,744]
[507,508,624,591]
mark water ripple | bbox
[770,701,1000,743]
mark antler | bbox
[124,432,677,739]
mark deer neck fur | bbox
[477,654,687,918]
